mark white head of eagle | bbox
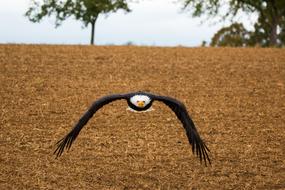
[54,91,211,166]
[127,94,153,112]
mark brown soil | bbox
[0,44,284,189]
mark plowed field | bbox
[1,45,284,189]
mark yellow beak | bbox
[137,101,145,107]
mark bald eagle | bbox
[54,91,211,165]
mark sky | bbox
[0,0,256,47]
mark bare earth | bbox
[0,45,284,189]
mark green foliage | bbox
[182,0,221,18]
[26,0,130,27]
[210,23,249,47]
[26,0,131,44]
[210,21,285,47]
[182,0,285,47]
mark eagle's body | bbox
[54,91,211,165]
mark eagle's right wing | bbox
[152,94,211,165]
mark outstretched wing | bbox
[152,94,211,165]
[54,93,130,157]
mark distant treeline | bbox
[26,0,285,47]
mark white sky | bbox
[0,0,256,46]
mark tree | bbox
[181,0,285,47]
[26,0,131,45]
[210,23,250,47]
[249,11,285,47]
[210,17,285,47]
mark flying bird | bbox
[54,91,211,165]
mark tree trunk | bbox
[269,17,278,46]
[268,1,279,47]
[90,17,97,45]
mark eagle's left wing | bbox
[54,93,130,157]
[151,94,211,165]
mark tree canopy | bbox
[182,0,285,47]
[26,0,131,45]
[210,23,249,47]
